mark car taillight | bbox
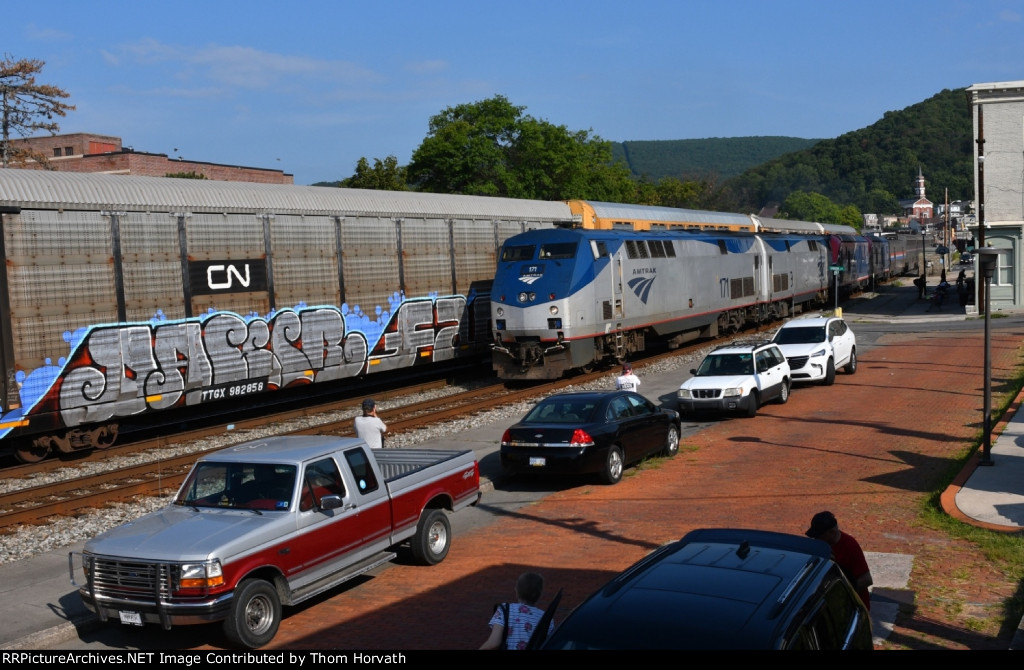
[501,429,511,445]
[570,429,594,447]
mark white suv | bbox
[771,316,857,386]
[676,341,791,418]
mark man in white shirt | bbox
[354,398,388,448]
[615,364,641,392]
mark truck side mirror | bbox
[320,494,344,511]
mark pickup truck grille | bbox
[91,558,172,600]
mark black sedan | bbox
[500,390,681,485]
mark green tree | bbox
[340,155,409,191]
[407,95,635,200]
[778,191,838,223]
[0,55,75,168]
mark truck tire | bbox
[223,578,281,649]
[411,509,451,566]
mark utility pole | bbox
[976,103,986,312]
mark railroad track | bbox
[0,324,782,532]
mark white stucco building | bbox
[968,80,1024,311]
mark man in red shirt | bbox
[806,511,873,610]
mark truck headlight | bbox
[677,389,692,400]
[723,388,742,397]
[179,560,224,588]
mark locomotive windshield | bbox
[501,244,536,262]
[500,242,577,261]
[539,242,577,260]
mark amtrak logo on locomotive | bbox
[628,276,657,303]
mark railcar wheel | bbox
[411,509,451,565]
[663,426,680,457]
[823,359,836,386]
[602,446,624,485]
[844,349,858,374]
[15,440,51,463]
[223,578,281,649]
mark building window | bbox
[53,148,62,157]
[64,146,74,156]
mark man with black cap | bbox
[354,398,388,449]
[806,511,873,610]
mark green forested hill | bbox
[611,137,822,181]
[722,88,973,214]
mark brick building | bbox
[5,132,293,184]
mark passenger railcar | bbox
[0,169,572,462]
[489,227,831,380]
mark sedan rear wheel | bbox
[602,446,624,485]
[663,425,680,457]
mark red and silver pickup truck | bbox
[69,435,481,648]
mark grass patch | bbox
[918,363,1024,638]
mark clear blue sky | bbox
[6,1,1023,185]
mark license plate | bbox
[529,457,546,467]
[119,610,143,626]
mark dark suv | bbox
[542,528,873,650]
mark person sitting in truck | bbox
[238,464,294,509]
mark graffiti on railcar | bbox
[0,294,468,439]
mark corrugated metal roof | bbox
[584,201,753,226]
[0,169,575,221]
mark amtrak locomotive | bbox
[490,226,881,380]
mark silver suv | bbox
[676,341,791,418]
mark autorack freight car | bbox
[0,169,571,462]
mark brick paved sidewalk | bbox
[256,327,1023,651]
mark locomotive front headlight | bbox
[495,307,504,317]
[528,292,536,301]
[549,305,559,315]
[518,292,529,303]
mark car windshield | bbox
[523,398,598,423]
[773,326,826,345]
[175,462,297,511]
[696,354,753,376]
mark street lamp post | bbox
[976,248,1006,466]
[922,227,926,277]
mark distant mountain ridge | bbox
[610,137,822,181]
